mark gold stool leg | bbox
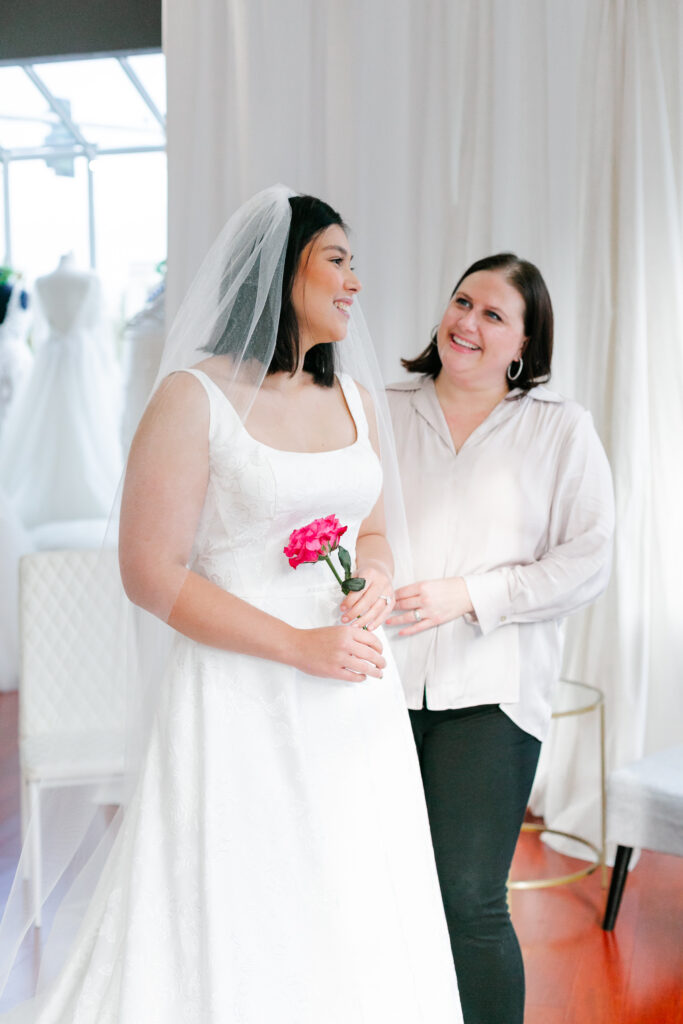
[508,679,607,892]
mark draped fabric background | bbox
[163,0,683,856]
[164,0,461,373]
[536,0,683,854]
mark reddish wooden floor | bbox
[510,829,683,1023]
[1,691,682,1020]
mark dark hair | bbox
[0,282,11,325]
[401,253,553,392]
[207,194,345,387]
[269,195,345,386]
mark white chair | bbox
[18,548,127,925]
[602,745,683,930]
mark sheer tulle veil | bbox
[0,184,412,1012]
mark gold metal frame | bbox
[508,678,607,891]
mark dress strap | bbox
[178,368,369,445]
[177,367,218,398]
[338,373,370,442]
[175,367,240,441]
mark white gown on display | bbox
[0,370,462,1022]
[120,284,165,453]
[0,284,32,437]
[0,261,122,529]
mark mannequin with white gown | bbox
[0,255,122,528]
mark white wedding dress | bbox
[0,271,121,529]
[1,370,461,1023]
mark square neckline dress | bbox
[2,370,462,1023]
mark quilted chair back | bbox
[18,548,130,927]
[19,548,127,780]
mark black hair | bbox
[0,283,11,326]
[207,195,344,386]
[401,253,554,392]
[268,194,345,386]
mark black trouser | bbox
[410,704,541,1024]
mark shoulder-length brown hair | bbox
[402,253,553,392]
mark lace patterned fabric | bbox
[3,371,462,1023]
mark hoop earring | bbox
[507,356,523,382]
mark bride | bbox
[0,186,462,1022]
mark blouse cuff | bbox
[462,570,510,636]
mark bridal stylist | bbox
[386,253,614,1024]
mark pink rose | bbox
[315,514,348,550]
[284,515,348,569]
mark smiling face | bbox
[291,224,361,354]
[436,269,527,391]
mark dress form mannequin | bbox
[34,253,95,336]
[0,254,122,529]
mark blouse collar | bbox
[388,376,564,454]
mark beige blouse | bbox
[386,377,614,741]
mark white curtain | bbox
[164,0,683,855]
[164,0,467,376]
[535,0,683,855]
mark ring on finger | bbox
[413,608,422,622]
[379,594,391,606]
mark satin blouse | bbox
[386,377,615,741]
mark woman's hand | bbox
[339,561,395,631]
[291,624,386,682]
[386,577,474,636]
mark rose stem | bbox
[323,555,344,587]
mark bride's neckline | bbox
[193,368,363,456]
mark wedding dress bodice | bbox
[187,368,382,606]
[35,267,103,339]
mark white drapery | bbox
[164,0,465,376]
[164,0,683,855]
[534,0,683,854]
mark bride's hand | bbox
[339,562,395,631]
[291,624,386,682]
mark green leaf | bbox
[344,577,366,592]
[337,545,352,576]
